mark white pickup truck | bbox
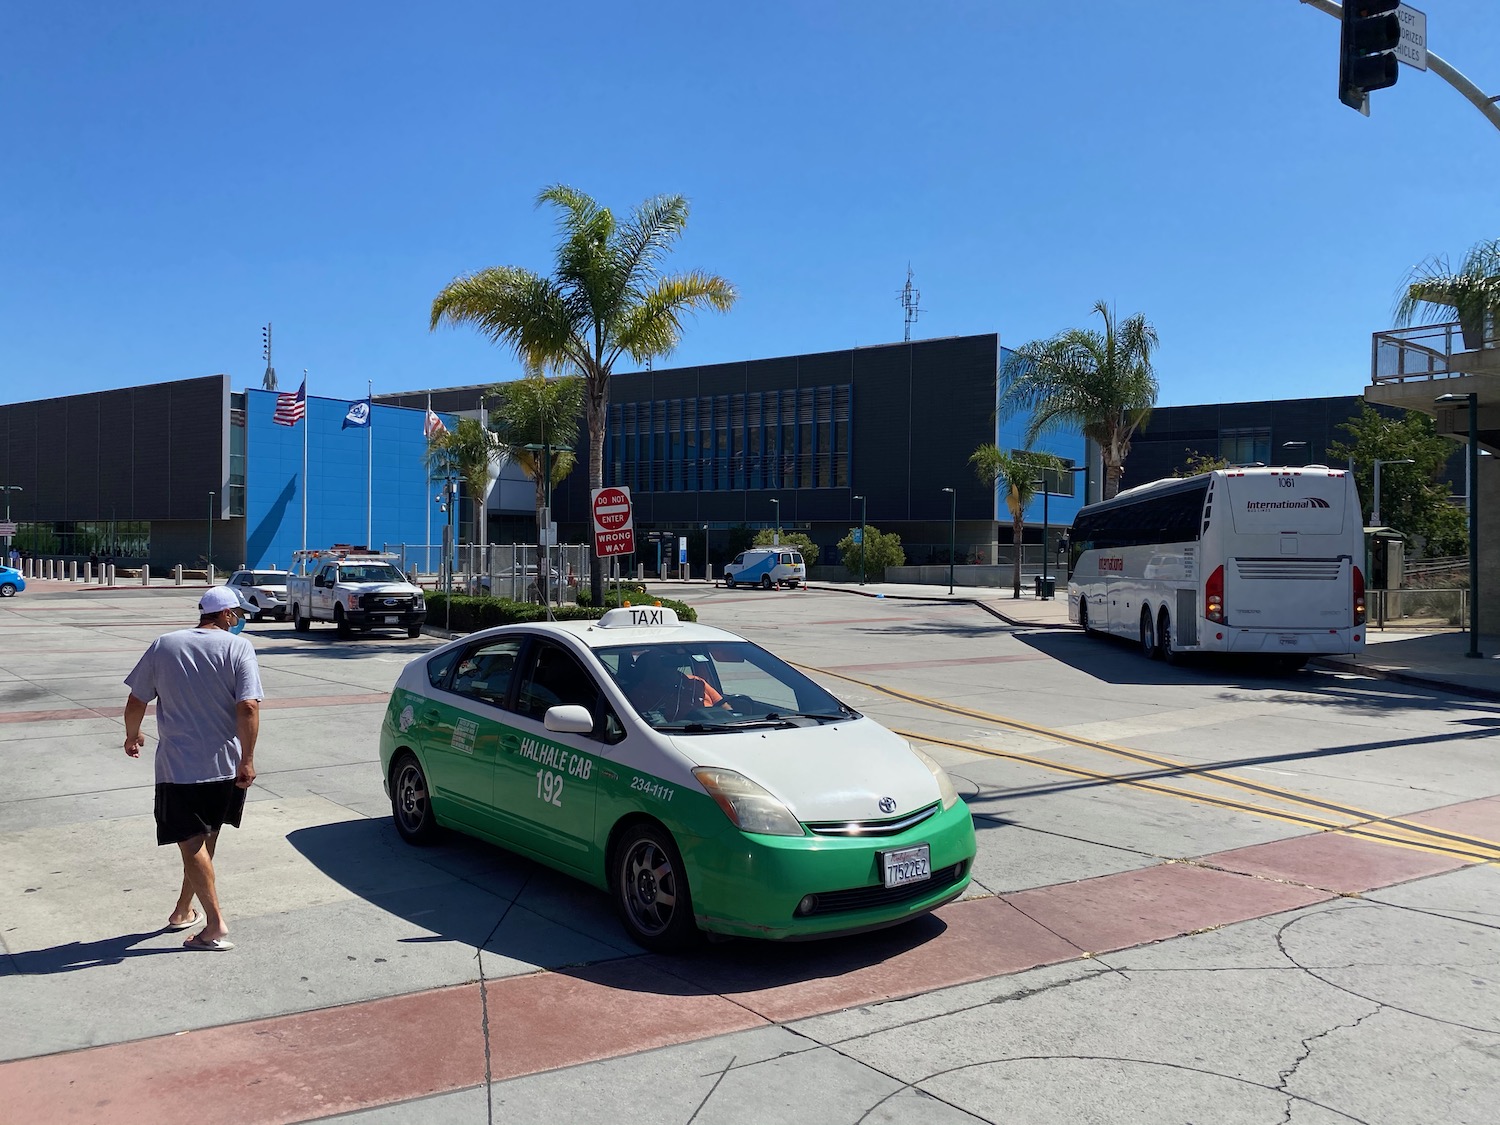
[286,550,427,639]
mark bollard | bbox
[174,565,183,586]
[106,563,115,585]
[66,560,76,582]
[97,564,106,585]
[141,565,151,586]
[84,563,92,583]
[207,564,215,584]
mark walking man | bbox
[123,586,262,951]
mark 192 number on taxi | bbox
[536,769,564,807]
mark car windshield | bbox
[339,564,404,583]
[247,572,285,585]
[597,640,856,733]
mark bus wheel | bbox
[1158,608,1181,665]
[1140,609,1158,660]
[1079,600,1093,636]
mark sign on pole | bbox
[591,486,635,557]
[1396,4,1427,71]
[0,522,16,537]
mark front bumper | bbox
[346,609,427,628]
[685,799,977,940]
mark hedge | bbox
[423,587,696,634]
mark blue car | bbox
[0,566,26,597]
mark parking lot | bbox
[2,581,1498,1124]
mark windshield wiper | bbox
[657,718,795,733]
[762,711,848,725]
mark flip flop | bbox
[183,934,235,952]
[165,909,203,933]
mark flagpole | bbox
[425,393,433,576]
[301,369,309,556]
[366,379,373,549]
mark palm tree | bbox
[1396,238,1500,350]
[969,446,1066,599]
[487,371,585,601]
[430,185,737,602]
[425,416,496,549]
[999,301,1159,500]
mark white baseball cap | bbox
[198,586,241,614]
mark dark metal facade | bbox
[0,375,228,522]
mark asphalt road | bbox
[1,582,1496,1124]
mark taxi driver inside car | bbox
[378,603,975,951]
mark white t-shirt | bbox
[125,628,264,784]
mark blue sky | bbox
[4,2,1498,409]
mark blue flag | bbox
[343,398,371,429]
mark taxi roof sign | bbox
[595,605,681,629]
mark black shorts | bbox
[155,780,246,846]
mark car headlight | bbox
[910,745,961,810]
[693,767,804,836]
[414,596,425,610]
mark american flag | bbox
[274,379,306,427]
[424,408,447,438]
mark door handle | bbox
[421,708,441,723]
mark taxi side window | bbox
[516,642,624,744]
[426,647,463,689]
[448,638,523,707]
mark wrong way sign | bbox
[591,486,634,556]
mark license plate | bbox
[383,616,398,624]
[881,844,931,888]
[1278,634,1297,647]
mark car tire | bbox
[724,576,736,588]
[293,605,310,632]
[406,623,422,639]
[611,822,699,953]
[335,607,353,638]
[1140,609,1158,660]
[761,575,773,590]
[248,597,263,623]
[390,752,438,844]
[0,582,15,598]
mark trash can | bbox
[1035,576,1056,600]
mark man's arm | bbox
[235,699,260,788]
[123,694,149,758]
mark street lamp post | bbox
[852,494,868,586]
[1037,466,1089,595]
[207,491,215,577]
[770,499,780,545]
[0,484,21,560]
[1436,393,1482,658]
[1371,458,1414,527]
[941,487,955,594]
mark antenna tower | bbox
[261,323,278,390]
[898,265,922,343]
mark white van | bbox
[724,548,805,589]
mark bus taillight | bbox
[1205,565,1225,623]
[1353,564,1366,625]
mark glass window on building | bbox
[1220,428,1271,466]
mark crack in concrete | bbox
[1272,1004,1383,1124]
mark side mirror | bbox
[543,704,594,734]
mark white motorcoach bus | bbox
[1067,466,1366,666]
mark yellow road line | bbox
[800,663,1500,864]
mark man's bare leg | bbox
[168,831,218,927]
[176,832,228,941]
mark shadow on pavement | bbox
[286,816,949,995]
[12,931,187,974]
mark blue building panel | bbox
[993,345,1089,530]
[244,388,452,570]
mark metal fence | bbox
[383,542,592,606]
[1372,321,1494,384]
[1368,588,1467,631]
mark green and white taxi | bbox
[379,605,975,951]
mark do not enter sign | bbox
[592,486,634,556]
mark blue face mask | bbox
[229,616,246,635]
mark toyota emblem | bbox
[878,796,897,814]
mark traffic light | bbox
[1339,0,1401,113]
